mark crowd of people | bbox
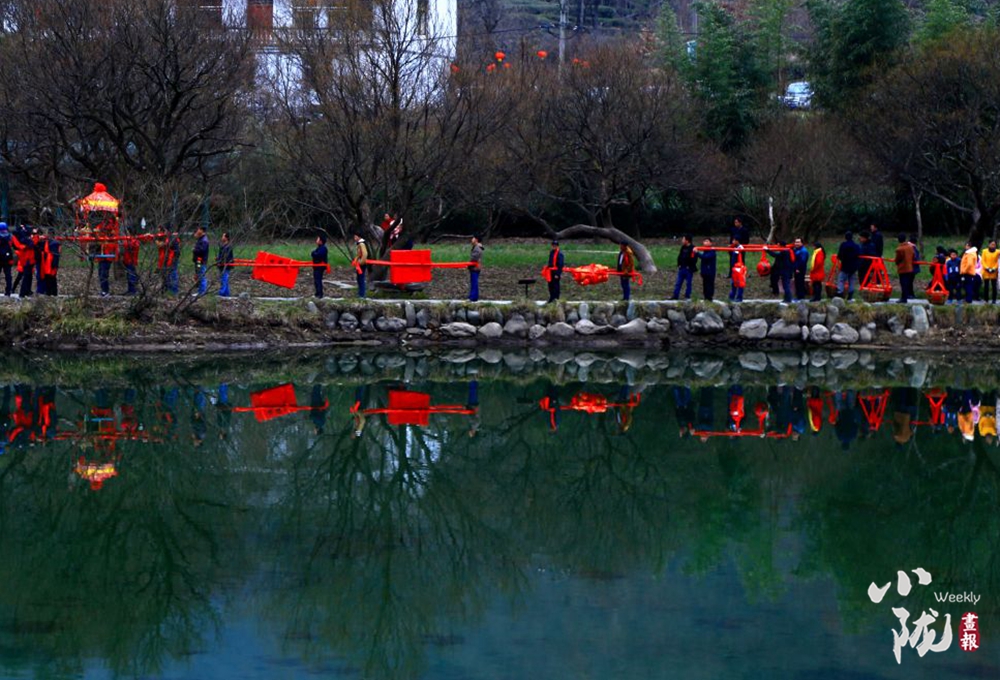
[2,214,998,305]
[662,218,1000,306]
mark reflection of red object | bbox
[234,383,329,422]
[75,457,118,491]
[858,390,890,431]
[691,402,793,439]
[859,256,892,302]
[361,389,477,427]
[539,391,640,416]
[494,50,505,61]
[913,388,947,427]
[450,63,460,74]
[486,63,496,73]
[537,50,548,59]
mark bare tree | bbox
[493,43,724,272]
[852,29,1000,246]
[737,116,887,243]
[0,0,253,217]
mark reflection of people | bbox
[351,385,368,437]
[467,381,480,437]
[727,386,744,432]
[541,386,560,433]
[979,391,997,445]
[696,387,715,443]
[615,386,635,434]
[834,391,858,450]
[216,383,232,440]
[192,387,207,446]
[673,386,694,438]
[310,384,327,435]
[893,388,917,445]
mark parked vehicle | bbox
[782,81,813,110]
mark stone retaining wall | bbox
[314,298,942,349]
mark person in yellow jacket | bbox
[960,243,978,304]
[981,240,999,304]
[352,232,368,298]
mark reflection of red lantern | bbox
[486,63,496,73]
[494,50,505,62]
[537,50,548,59]
[503,62,511,69]
[450,63,460,74]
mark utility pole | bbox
[558,0,567,73]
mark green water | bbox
[0,350,997,679]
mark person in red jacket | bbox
[10,225,34,297]
[122,233,140,295]
[40,229,60,296]
[809,242,826,302]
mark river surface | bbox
[0,349,997,679]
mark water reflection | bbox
[0,350,996,679]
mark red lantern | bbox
[537,50,548,59]
[450,63,460,74]
[486,63,496,73]
[494,50,505,62]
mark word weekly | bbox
[867,568,980,664]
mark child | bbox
[697,238,717,302]
[946,249,960,303]
[729,243,746,302]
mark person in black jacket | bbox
[215,232,234,297]
[858,232,876,285]
[869,222,884,259]
[671,235,696,300]
[546,239,564,302]
[774,241,793,302]
[0,223,12,296]
[311,234,328,298]
[837,231,861,300]
[696,237,717,302]
[730,218,750,246]
[192,227,209,295]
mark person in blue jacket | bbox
[837,231,861,300]
[696,237,717,302]
[312,234,328,298]
[793,238,809,300]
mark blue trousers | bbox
[357,271,366,298]
[219,269,230,297]
[729,283,744,301]
[98,260,111,294]
[313,268,324,298]
[166,266,179,294]
[469,269,480,301]
[621,276,631,301]
[125,265,138,294]
[196,264,207,295]
[672,267,693,299]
